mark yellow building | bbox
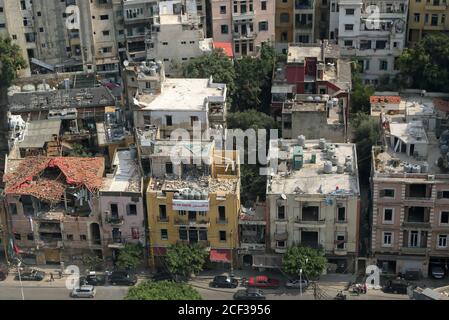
[408,0,449,45]
[146,146,241,269]
[276,0,294,53]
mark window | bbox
[438,235,448,248]
[344,24,354,31]
[380,189,395,198]
[383,208,394,224]
[100,15,109,20]
[9,203,17,215]
[179,228,188,240]
[337,207,346,222]
[437,191,449,199]
[277,206,285,220]
[127,204,137,216]
[219,231,227,242]
[379,60,388,70]
[336,234,346,249]
[220,5,226,14]
[382,232,393,247]
[376,40,387,49]
[431,14,438,26]
[80,235,87,241]
[165,162,173,175]
[103,30,110,36]
[261,1,267,10]
[443,14,446,24]
[346,8,355,15]
[414,13,420,22]
[67,234,74,241]
[277,241,286,248]
[110,203,118,216]
[234,43,240,53]
[441,211,449,224]
[159,205,167,220]
[425,14,429,23]
[344,40,353,47]
[191,116,199,126]
[27,233,34,241]
[165,115,172,126]
[259,21,268,31]
[161,229,168,240]
[280,13,290,23]
[218,206,226,221]
[14,233,21,240]
[12,35,17,40]
[162,42,168,45]
[221,25,229,34]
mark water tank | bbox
[345,156,352,164]
[306,96,314,101]
[326,100,334,110]
[319,138,326,149]
[201,190,208,200]
[194,191,201,200]
[314,96,322,102]
[331,155,338,166]
[337,164,345,174]
[129,148,137,159]
[332,98,339,106]
[412,165,421,173]
[298,135,306,147]
[37,83,50,91]
[324,161,333,174]
[345,162,353,173]
[22,84,36,92]
[7,85,21,96]
[441,144,449,155]
[421,162,429,173]
[404,163,413,173]
[188,190,194,200]
[327,146,336,159]
[174,193,181,199]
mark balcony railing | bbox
[401,221,431,229]
[274,232,288,241]
[174,217,211,226]
[157,216,170,223]
[400,246,427,254]
[106,216,124,225]
[295,217,326,225]
[216,218,228,224]
[177,240,210,247]
[295,23,313,29]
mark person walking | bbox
[50,273,54,282]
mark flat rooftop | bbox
[267,139,360,196]
[19,119,61,149]
[135,78,226,111]
[101,149,141,193]
[287,42,341,64]
[149,175,238,195]
[150,140,214,158]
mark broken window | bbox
[127,204,137,216]
[337,207,346,222]
[336,234,346,249]
[407,184,429,198]
[166,162,174,174]
[407,207,429,223]
[277,206,285,220]
[159,205,167,220]
[301,231,319,248]
[302,206,319,221]
[20,195,35,216]
[110,203,119,217]
[441,212,449,224]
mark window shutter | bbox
[437,191,443,199]
[379,190,385,197]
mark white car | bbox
[70,285,96,298]
[285,279,309,289]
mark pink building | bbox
[211,0,275,57]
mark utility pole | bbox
[230,229,234,277]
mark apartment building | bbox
[146,10,213,77]
[210,0,275,57]
[145,139,241,269]
[408,0,449,45]
[265,138,361,271]
[275,0,294,53]
[100,147,145,262]
[3,156,105,265]
[125,61,227,136]
[293,0,316,43]
[371,92,449,277]
[330,0,408,84]
[271,42,351,138]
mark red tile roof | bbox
[214,42,234,58]
[370,96,401,104]
[4,157,104,202]
[433,98,449,113]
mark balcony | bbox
[216,218,228,225]
[275,247,288,254]
[274,232,288,241]
[425,3,448,10]
[157,216,170,223]
[177,240,210,247]
[38,224,61,233]
[174,217,211,227]
[233,32,257,40]
[400,246,427,255]
[294,217,326,228]
[105,216,124,226]
[334,247,348,255]
[232,11,255,21]
[295,23,313,30]
[401,221,431,229]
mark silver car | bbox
[285,279,309,290]
[70,285,96,298]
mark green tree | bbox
[282,245,328,279]
[0,36,27,88]
[125,280,202,300]
[227,109,277,131]
[116,244,143,270]
[166,243,209,279]
[182,48,236,94]
[398,33,449,92]
[352,112,380,184]
[82,255,104,271]
[351,75,375,114]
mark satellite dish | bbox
[280,194,287,200]
[123,60,129,67]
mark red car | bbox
[247,276,280,288]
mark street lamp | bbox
[17,261,25,300]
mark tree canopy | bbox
[398,33,449,92]
[125,280,202,300]
[351,72,375,114]
[227,109,277,131]
[0,37,27,88]
[282,245,328,279]
[116,243,144,270]
[166,243,209,278]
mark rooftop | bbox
[101,149,142,193]
[149,140,215,159]
[283,95,343,125]
[135,78,226,111]
[287,42,341,64]
[267,139,359,196]
[19,119,62,149]
[213,42,234,58]
[149,175,238,195]
[8,87,116,112]
[4,157,105,202]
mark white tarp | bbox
[172,199,209,212]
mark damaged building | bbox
[3,157,105,265]
[264,137,361,272]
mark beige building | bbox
[210,0,275,57]
[408,0,449,45]
[371,93,449,277]
[264,138,360,271]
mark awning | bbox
[210,249,232,263]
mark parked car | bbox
[109,271,137,286]
[0,268,8,281]
[285,279,309,290]
[404,269,421,281]
[383,279,409,294]
[14,270,45,281]
[247,276,280,289]
[430,265,445,279]
[70,285,96,298]
[233,288,266,300]
[83,272,107,286]
[210,276,239,288]
[151,272,176,282]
